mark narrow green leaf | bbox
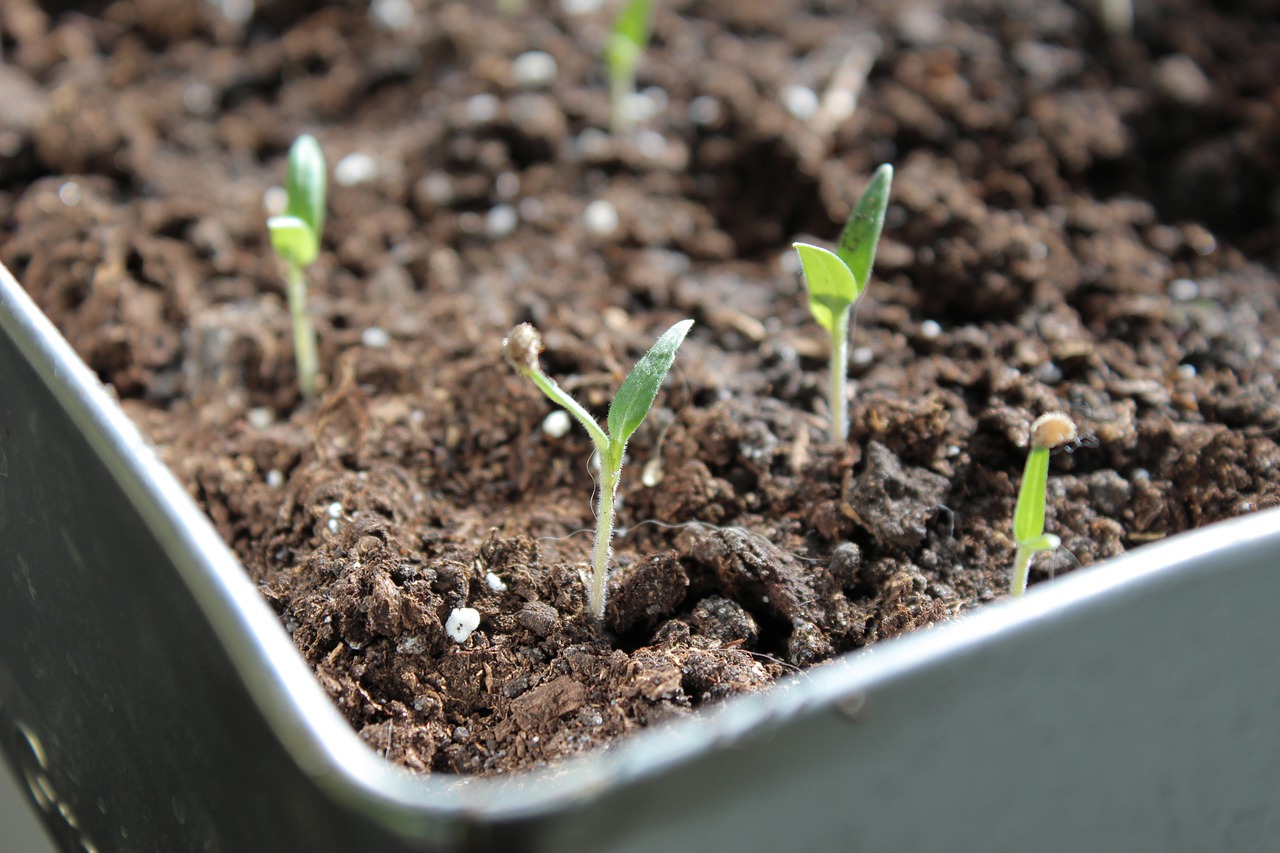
[835,164,893,296]
[1013,446,1049,544]
[267,215,319,267]
[285,134,327,245]
[608,0,652,63]
[793,242,857,334]
[607,319,693,446]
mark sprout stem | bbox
[1010,545,1034,598]
[286,262,319,399]
[829,312,850,442]
[589,456,620,620]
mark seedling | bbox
[1010,412,1078,597]
[267,134,327,399]
[604,0,653,135]
[504,319,693,621]
[792,163,893,442]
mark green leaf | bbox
[284,134,327,244]
[793,242,857,334]
[835,163,893,295]
[607,319,693,446]
[267,215,319,267]
[1022,533,1061,554]
[606,0,652,73]
[1013,446,1049,544]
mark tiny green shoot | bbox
[505,319,693,621]
[604,0,653,135]
[792,163,893,442]
[267,134,327,399]
[1010,412,1078,597]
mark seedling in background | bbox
[793,163,893,442]
[504,319,693,621]
[605,0,653,135]
[1010,412,1078,598]
[267,134,326,399]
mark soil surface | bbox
[3,0,1280,775]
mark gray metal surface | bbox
[3,258,1278,852]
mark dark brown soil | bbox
[3,0,1280,776]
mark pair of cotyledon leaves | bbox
[793,164,893,334]
[267,134,327,269]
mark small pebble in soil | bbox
[1087,469,1132,517]
[183,83,214,115]
[211,0,252,24]
[262,186,287,216]
[484,204,518,239]
[361,327,391,349]
[688,95,722,127]
[465,93,500,124]
[58,182,81,206]
[1168,278,1199,301]
[632,130,668,161]
[850,346,874,368]
[266,469,283,489]
[573,127,611,160]
[417,172,453,207]
[369,0,414,30]
[920,319,942,340]
[781,84,819,120]
[583,199,619,236]
[511,51,558,89]
[1034,362,1064,384]
[445,608,481,644]
[485,572,508,592]
[335,152,378,187]
[623,88,666,124]
[641,457,664,487]
[1177,363,1197,379]
[562,0,604,12]
[327,502,343,518]
[518,601,559,638]
[542,410,571,438]
[495,171,520,198]
[247,406,275,429]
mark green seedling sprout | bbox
[792,163,893,442]
[1010,412,1078,597]
[505,319,693,621]
[267,134,327,399]
[604,0,653,135]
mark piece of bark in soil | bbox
[845,441,951,551]
[686,528,847,665]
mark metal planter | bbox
[3,260,1278,852]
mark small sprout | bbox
[445,607,481,643]
[267,134,327,399]
[505,319,693,621]
[604,0,654,135]
[1010,412,1078,597]
[793,163,893,441]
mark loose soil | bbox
[3,0,1279,776]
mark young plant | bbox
[267,134,327,399]
[1010,412,1078,597]
[792,163,893,442]
[604,0,653,135]
[504,319,693,621]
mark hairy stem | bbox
[829,310,850,442]
[286,262,318,399]
[588,452,620,621]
